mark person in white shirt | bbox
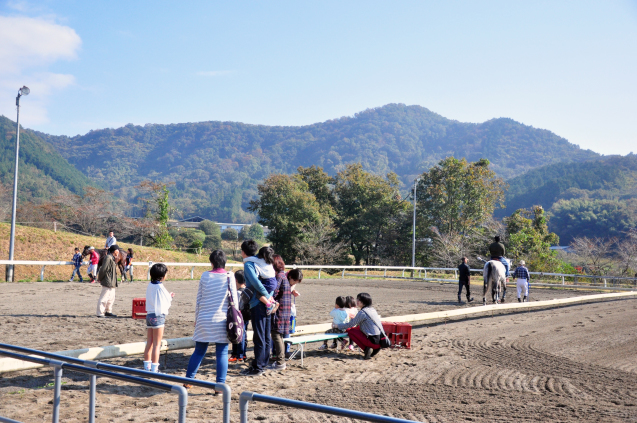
[143,263,174,373]
[319,296,350,350]
[104,231,117,249]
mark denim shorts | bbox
[146,313,166,329]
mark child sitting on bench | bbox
[319,296,349,350]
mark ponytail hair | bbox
[257,246,275,265]
[272,254,285,273]
[287,268,303,283]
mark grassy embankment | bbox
[0,222,240,282]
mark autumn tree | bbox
[249,174,326,261]
[137,181,174,249]
[334,164,410,265]
[505,206,561,271]
[416,157,506,235]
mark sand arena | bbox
[1,278,636,422]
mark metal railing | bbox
[0,343,231,423]
[239,392,421,423]
[0,349,187,423]
[1,260,636,290]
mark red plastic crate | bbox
[392,322,412,349]
[132,298,147,319]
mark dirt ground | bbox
[1,277,636,422]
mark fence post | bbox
[402,268,405,277]
[89,375,97,423]
[384,268,387,278]
[341,268,345,278]
[239,391,255,423]
[454,269,457,279]
[40,266,45,282]
[318,269,321,279]
[562,275,565,285]
[54,221,57,232]
[52,364,63,423]
[190,267,194,280]
[147,262,153,281]
[424,269,427,279]
[364,268,368,279]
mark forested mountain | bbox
[0,115,94,202]
[498,155,637,242]
[33,104,598,221]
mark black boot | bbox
[523,295,527,302]
[467,297,474,303]
[364,347,373,360]
[458,295,462,303]
[518,298,521,303]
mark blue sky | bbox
[1,0,636,155]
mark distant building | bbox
[168,217,269,235]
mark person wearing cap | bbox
[96,245,120,317]
[513,260,530,302]
[87,246,100,283]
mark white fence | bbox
[1,260,636,290]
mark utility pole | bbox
[6,86,29,282]
[412,177,420,268]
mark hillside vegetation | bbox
[498,155,637,242]
[0,222,229,282]
[0,115,94,202]
[35,104,598,222]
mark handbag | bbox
[362,310,392,349]
[226,276,244,344]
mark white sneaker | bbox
[268,362,286,370]
[318,344,328,351]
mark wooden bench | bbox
[284,333,348,366]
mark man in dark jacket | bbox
[96,245,120,317]
[458,257,474,303]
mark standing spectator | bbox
[230,269,251,363]
[143,263,174,373]
[87,246,100,283]
[105,231,117,249]
[269,255,298,370]
[513,260,531,302]
[69,247,84,282]
[240,240,275,376]
[184,250,239,390]
[96,245,120,318]
[457,257,474,303]
[125,248,134,281]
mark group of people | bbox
[139,238,389,391]
[457,235,531,304]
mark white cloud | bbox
[0,15,81,125]
[196,70,234,77]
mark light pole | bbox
[6,86,30,282]
[411,177,420,268]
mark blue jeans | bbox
[186,342,228,383]
[250,302,271,371]
[232,321,249,358]
[70,266,83,282]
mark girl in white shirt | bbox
[143,263,174,373]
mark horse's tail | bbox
[485,262,492,285]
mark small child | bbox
[230,270,252,363]
[69,247,83,282]
[244,246,280,315]
[344,296,358,351]
[319,296,349,350]
[143,263,174,373]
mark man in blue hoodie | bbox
[240,240,272,376]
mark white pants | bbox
[516,278,529,298]
[88,264,98,276]
[97,286,116,316]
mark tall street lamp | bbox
[411,177,421,268]
[6,86,30,282]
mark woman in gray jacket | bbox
[335,292,383,360]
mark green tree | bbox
[505,206,561,272]
[221,228,238,241]
[203,234,222,251]
[198,220,221,237]
[334,163,409,265]
[137,181,174,249]
[416,157,506,235]
[297,165,336,217]
[249,174,326,261]
[240,223,265,241]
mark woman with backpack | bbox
[334,293,385,360]
[184,250,239,390]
